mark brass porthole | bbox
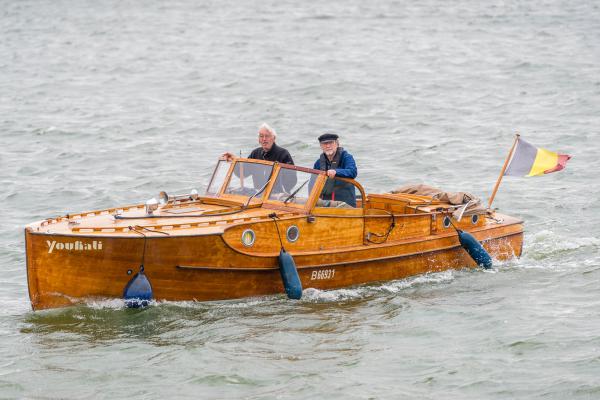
[241,229,256,247]
[471,214,479,225]
[286,225,300,243]
[443,216,451,228]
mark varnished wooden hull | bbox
[25,219,523,310]
[24,158,525,310]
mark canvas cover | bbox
[388,184,487,217]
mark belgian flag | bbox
[488,135,571,208]
[504,137,571,177]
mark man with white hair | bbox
[221,123,294,164]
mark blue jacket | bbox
[313,150,358,179]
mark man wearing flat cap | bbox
[313,133,358,207]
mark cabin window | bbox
[286,225,300,242]
[315,177,359,208]
[471,214,479,224]
[206,160,229,196]
[225,162,273,198]
[241,229,256,247]
[268,169,317,205]
[443,216,451,228]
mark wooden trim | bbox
[305,174,326,211]
[234,157,275,166]
[330,177,367,207]
[176,231,523,272]
[24,228,38,309]
[218,193,257,205]
[221,219,523,258]
[311,207,364,216]
[195,197,241,207]
[177,265,277,271]
[278,162,325,175]
[261,163,281,206]
[29,213,523,241]
[262,203,309,213]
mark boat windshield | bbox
[268,168,319,205]
[206,160,229,196]
[224,161,274,198]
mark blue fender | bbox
[123,265,153,308]
[278,249,303,299]
[457,230,493,269]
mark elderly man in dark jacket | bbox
[221,123,296,193]
[313,133,358,207]
[221,123,294,164]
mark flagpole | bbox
[487,134,520,209]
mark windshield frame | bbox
[205,160,231,197]
[205,158,366,211]
[262,163,327,211]
[218,158,276,204]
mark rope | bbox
[128,225,170,267]
[365,209,397,244]
[268,213,285,250]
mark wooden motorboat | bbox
[24,158,523,310]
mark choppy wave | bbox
[526,230,600,261]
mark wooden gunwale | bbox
[25,220,521,242]
[27,210,522,239]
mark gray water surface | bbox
[1,1,599,399]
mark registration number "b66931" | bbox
[311,269,335,280]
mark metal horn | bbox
[158,189,199,205]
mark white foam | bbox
[522,230,600,269]
[302,287,366,302]
[529,230,600,252]
[86,298,129,309]
[301,270,457,301]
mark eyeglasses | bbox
[320,140,335,145]
[258,134,273,139]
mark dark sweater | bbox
[248,143,294,165]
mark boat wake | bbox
[72,270,461,310]
[525,229,600,261]
[302,270,457,302]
